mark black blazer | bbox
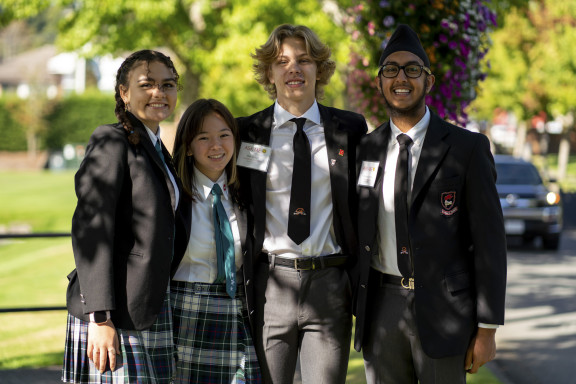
[237,104,367,296]
[353,112,507,358]
[66,114,190,331]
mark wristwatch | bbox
[89,311,110,324]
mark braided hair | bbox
[114,50,181,145]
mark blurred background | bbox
[0,1,575,383]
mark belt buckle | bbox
[294,258,314,270]
[401,277,415,290]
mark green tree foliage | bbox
[43,90,116,149]
[4,0,352,117]
[0,98,27,151]
[470,0,576,123]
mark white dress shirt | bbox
[144,125,179,209]
[372,108,497,329]
[172,168,243,283]
[262,101,340,258]
[373,107,430,276]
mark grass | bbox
[0,170,76,232]
[0,170,502,382]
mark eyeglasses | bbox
[139,82,178,93]
[378,64,431,79]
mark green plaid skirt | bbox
[62,291,175,384]
[170,280,261,384]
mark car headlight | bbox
[546,191,560,205]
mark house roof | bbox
[0,45,57,85]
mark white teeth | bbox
[149,103,165,107]
[287,81,302,85]
[395,89,410,94]
[209,154,225,159]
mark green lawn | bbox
[0,170,501,382]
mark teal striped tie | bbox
[211,184,236,298]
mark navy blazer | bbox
[353,112,507,357]
[66,114,190,331]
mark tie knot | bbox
[290,118,307,132]
[397,134,413,147]
[211,183,223,196]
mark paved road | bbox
[2,231,575,384]
[490,229,576,384]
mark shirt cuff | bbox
[478,323,499,329]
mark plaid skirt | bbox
[170,280,262,384]
[62,292,175,384]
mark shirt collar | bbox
[144,125,163,146]
[390,106,430,146]
[273,100,321,129]
[193,166,230,202]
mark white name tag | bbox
[237,141,272,172]
[358,161,379,187]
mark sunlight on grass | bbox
[0,170,76,232]
[0,311,67,369]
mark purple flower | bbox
[383,15,395,27]
[439,34,448,43]
[379,1,390,7]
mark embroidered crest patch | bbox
[441,191,458,216]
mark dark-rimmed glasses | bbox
[378,64,431,79]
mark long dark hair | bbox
[114,50,180,145]
[173,99,241,205]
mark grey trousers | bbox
[363,269,467,384]
[254,261,352,384]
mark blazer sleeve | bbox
[466,134,507,325]
[71,124,127,313]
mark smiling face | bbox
[120,60,178,131]
[377,50,434,128]
[268,37,318,115]
[187,112,235,182]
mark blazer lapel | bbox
[321,104,348,181]
[136,122,178,212]
[234,204,247,250]
[411,114,450,206]
[358,122,390,222]
[243,105,274,249]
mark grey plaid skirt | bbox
[170,280,261,384]
[62,292,175,384]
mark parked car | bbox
[494,155,563,250]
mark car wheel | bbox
[542,234,560,250]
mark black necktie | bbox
[395,134,413,278]
[288,118,311,245]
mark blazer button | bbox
[250,310,255,315]
[361,284,366,289]
[246,279,250,286]
[365,245,370,252]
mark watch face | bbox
[93,311,108,323]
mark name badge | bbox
[358,161,379,187]
[237,141,272,172]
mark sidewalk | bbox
[0,363,513,384]
[0,366,61,383]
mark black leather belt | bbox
[371,268,415,290]
[261,252,347,270]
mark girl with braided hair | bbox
[62,50,190,384]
